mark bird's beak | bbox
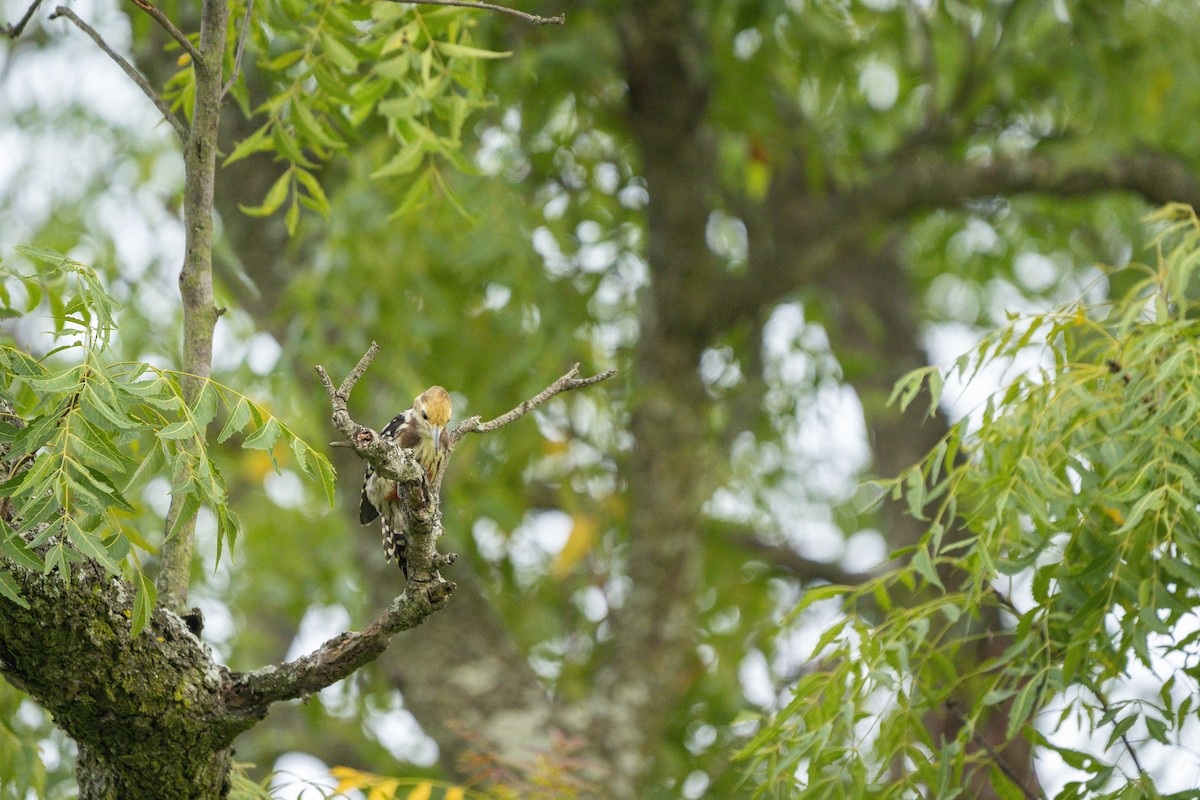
[433,426,444,455]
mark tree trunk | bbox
[0,565,254,798]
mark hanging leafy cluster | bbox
[0,247,334,634]
[161,0,506,230]
[742,205,1200,799]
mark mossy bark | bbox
[0,564,257,798]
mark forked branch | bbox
[129,0,200,63]
[315,341,444,570]
[1,0,45,37]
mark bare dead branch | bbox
[316,343,450,582]
[315,342,425,484]
[449,364,617,446]
[1,0,45,38]
[128,0,200,63]
[224,579,455,714]
[220,0,255,98]
[49,6,188,143]
[387,0,563,25]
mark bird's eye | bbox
[422,410,428,420]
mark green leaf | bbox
[239,167,292,217]
[371,138,426,179]
[1005,675,1041,742]
[321,33,359,71]
[24,364,84,394]
[215,503,241,564]
[167,492,202,541]
[314,453,337,507]
[14,244,70,266]
[1144,715,1170,745]
[0,570,29,609]
[291,101,343,151]
[0,523,44,572]
[126,441,167,494]
[261,48,305,70]
[290,436,310,473]
[390,166,434,216]
[68,419,131,473]
[293,168,331,216]
[242,417,281,452]
[218,398,253,443]
[435,40,511,59]
[130,571,156,637]
[1106,714,1138,750]
[157,419,197,440]
[285,193,300,235]
[64,517,120,574]
[223,121,274,166]
[191,380,220,428]
[78,463,136,512]
[81,384,139,430]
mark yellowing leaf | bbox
[444,789,465,800]
[367,779,401,800]
[330,766,373,791]
[406,782,433,800]
[1102,506,1125,526]
[745,159,770,202]
[553,514,598,579]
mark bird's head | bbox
[414,385,452,454]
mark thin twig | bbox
[1,0,45,38]
[1093,690,1147,776]
[945,702,1045,800]
[128,0,200,63]
[220,0,255,98]
[388,0,563,26]
[449,364,617,446]
[49,6,188,143]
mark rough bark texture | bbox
[0,543,449,798]
[0,566,246,800]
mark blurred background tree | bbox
[4,0,1200,797]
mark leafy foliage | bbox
[196,0,507,231]
[742,205,1200,798]
[330,767,474,800]
[0,248,334,634]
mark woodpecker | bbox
[359,386,452,577]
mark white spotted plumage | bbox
[359,386,451,577]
